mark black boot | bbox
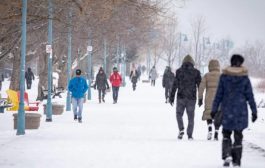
[74,115,77,120]
[214,131,219,141]
[222,138,232,160]
[232,145,242,167]
[99,99,101,103]
[178,130,184,140]
[78,117,82,123]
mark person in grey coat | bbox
[149,66,157,86]
[94,67,110,103]
[162,66,175,103]
[211,54,257,167]
[169,55,201,140]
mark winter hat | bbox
[208,59,220,72]
[99,67,104,72]
[231,54,244,67]
[113,67,118,72]
[182,55,195,65]
[76,69,82,75]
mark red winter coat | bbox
[110,72,122,87]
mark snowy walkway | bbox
[0,78,265,168]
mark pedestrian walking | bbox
[68,69,88,123]
[162,66,174,103]
[149,66,157,86]
[110,67,122,104]
[25,67,35,89]
[198,59,221,140]
[94,67,109,103]
[211,54,257,167]
[130,64,139,91]
[169,55,201,140]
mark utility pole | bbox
[17,0,28,135]
[46,0,53,122]
[66,9,72,111]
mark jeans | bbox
[72,97,84,119]
[176,98,196,137]
[112,86,119,102]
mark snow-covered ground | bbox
[0,76,264,168]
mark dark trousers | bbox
[151,80,155,86]
[26,81,32,89]
[207,119,220,131]
[98,89,106,100]
[112,86,119,102]
[176,98,196,137]
[165,87,170,100]
[0,81,2,91]
[132,82,137,90]
[222,129,243,166]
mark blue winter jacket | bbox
[68,76,88,98]
[212,66,257,131]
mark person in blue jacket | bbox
[211,54,258,167]
[68,69,88,123]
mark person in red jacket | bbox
[109,67,122,104]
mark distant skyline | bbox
[175,0,265,47]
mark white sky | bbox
[175,0,265,47]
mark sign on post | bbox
[87,46,93,52]
[46,45,52,58]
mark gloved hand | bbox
[169,99,174,106]
[252,113,257,123]
[198,99,203,107]
[210,111,216,119]
[107,86,110,90]
[93,85,96,90]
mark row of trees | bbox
[0,0,176,99]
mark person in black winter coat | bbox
[94,67,110,103]
[130,66,139,91]
[162,66,175,103]
[211,54,258,167]
[25,67,35,89]
[169,55,201,140]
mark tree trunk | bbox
[9,48,20,91]
[58,63,67,89]
[36,51,48,101]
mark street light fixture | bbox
[178,33,188,67]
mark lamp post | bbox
[66,9,72,111]
[201,37,210,73]
[87,35,92,100]
[46,0,53,122]
[116,37,120,69]
[103,37,107,73]
[17,0,27,135]
[121,44,126,87]
[178,33,188,67]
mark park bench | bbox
[0,98,13,113]
[42,86,65,99]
